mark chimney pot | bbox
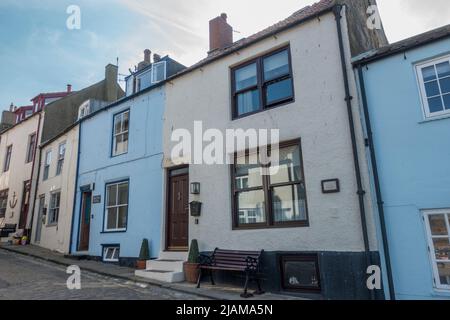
[153,53,161,62]
[144,49,151,64]
[209,13,233,53]
[67,84,72,93]
[9,103,13,112]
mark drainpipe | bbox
[27,112,42,240]
[333,5,374,300]
[357,65,396,300]
[68,122,82,255]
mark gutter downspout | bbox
[357,65,396,300]
[333,5,374,300]
[68,122,81,255]
[27,112,42,240]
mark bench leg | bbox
[210,270,215,286]
[196,269,203,288]
[254,277,265,295]
[240,272,254,298]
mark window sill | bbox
[101,230,127,234]
[419,113,450,124]
[232,98,295,121]
[232,222,309,231]
[111,152,128,158]
[46,223,58,228]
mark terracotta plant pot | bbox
[184,262,200,283]
[136,260,147,270]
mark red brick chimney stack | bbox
[67,84,72,93]
[209,13,233,53]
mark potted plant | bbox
[183,239,200,283]
[136,239,150,270]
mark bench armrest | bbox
[198,253,214,266]
[245,256,259,272]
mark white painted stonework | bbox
[162,11,377,253]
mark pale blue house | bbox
[70,52,185,266]
[354,25,450,299]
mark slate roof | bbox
[353,24,450,65]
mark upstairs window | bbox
[26,133,36,163]
[56,142,66,176]
[151,61,167,83]
[112,110,129,157]
[43,149,52,181]
[231,46,294,118]
[3,145,12,172]
[416,55,450,118]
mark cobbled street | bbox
[0,250,204,300]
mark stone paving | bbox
[0,249,204,300]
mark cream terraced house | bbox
[160,0,389,299]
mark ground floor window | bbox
[280,254,321,292]
[0,189,8,218]
[104,181,129,232]
[424,209,450,290]
[48,192,61,225]
[103,246,120,262]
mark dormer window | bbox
[151,61,167,84]
[78,101,91,120]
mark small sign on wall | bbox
[321,179,340,194]
[92,195,101,204]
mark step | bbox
[135,269,185,283]
[147,259,185,272]
[158,251,188,261]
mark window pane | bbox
[112,248,120,260]
[433,238,450,261]
[436,62,450,78]
[264,50,289,81]
[235,63,257,91]
[118,183,128,205]
[266,79,293,105]
[272,184,307,223]
[425,81,440,97]
[422,66,437,82]
[122,112,129,132]
[270,145,302,184]
[237,190,265,225]
[107,208,117,230]
[429,215,448,235]
[118,206,128,229]
[107,184,117,206]
[114,115,122,134]
[283,260,320,289]
[105,248,113,260]
[440,77,450,94]
[444,94,450,110]
[235,153,262,189]
[237,90,260,116]
[437,263,450,285]
[428,96,444,113]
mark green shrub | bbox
[139,239,150,260]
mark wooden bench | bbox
[196,248,264,298]
[0,224,17,238]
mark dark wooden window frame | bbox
[3,145,12,172]
[231,139,309,230]
[0,189,8,218]
[25,133,36,164]
[231,45,295,120]
[280,254,321,292]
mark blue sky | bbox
[1,0,449,110]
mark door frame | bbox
[18,180,31,230]
[165,165,189,252]
[34,194,46,243]
[77,186,93,252]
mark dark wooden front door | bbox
[18,180,31,230]
[167,169,189,250]
[78,191,92,251]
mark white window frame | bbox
[48,191,61,225]
[104,181,128,232]
[415,55,450,119]
[112,110,129,157]
[103,246,120,262]
[151,61,167,84]
[43,149,52,180]
[423,209,450,290]
[56,142,66,176]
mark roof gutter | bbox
[333,4,374,300]
[357,65,396,300]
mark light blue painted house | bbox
[354,25,450,299]
[70,51,185,266]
